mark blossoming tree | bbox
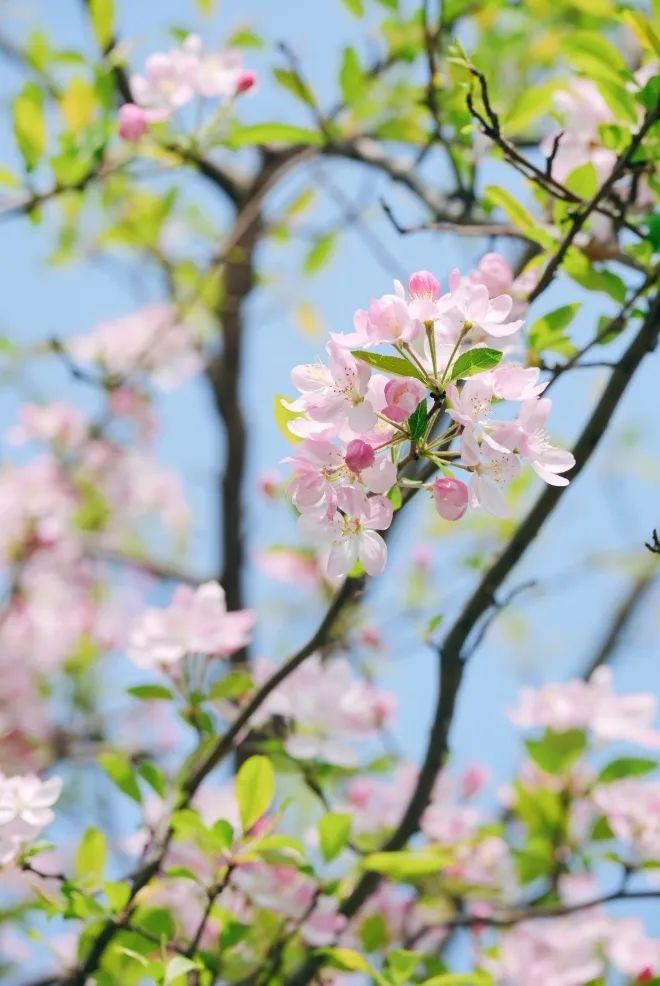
[0,0,659,984]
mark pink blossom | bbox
[431,476,468,521]
[491,398,575,486]
[459,763,490,799]
[118,103,148,140]
[344,439,375,473]
[7,402,87,449]
[470,252,514,297]
[128,581,254,669]
[130,48,197,121]
[299,487,393,578]
[69,303,202,389]
[0,773,62,865]
[461,428,521,517]
[289,342,376,434]
[592,779,660,861]
[439,272,523,339]
[362,291,422,345]
[407,269,442,322]
[491,365,547,401]
[445,376,495,430]
[382,377,426,424]
[510,667,660,748]
[236,70,258,94]
[254,654,394,767]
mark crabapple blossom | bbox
[128,581,254,670]
[382,377,427,423]
[289,341,377,434]
[69,303,202,389]
[491,398,576,486]
[360,290,422,345]
[117,102,148,140]
[510,667,660,747]
[254,654,394,767]
[431,476,469,520]
[0,774,62,865]
[461,428,522,517]
[299,487,393,578]
[438,270,524,340]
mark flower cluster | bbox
[118,34,256,139]
[286,265,575,577]
[69,303,201,390]
[253,654,394,766]
[0,773,62,865]
[128,581,255,672]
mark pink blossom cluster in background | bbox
[118,34,257,139]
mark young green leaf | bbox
[304,232,337,274]
[75,828,107,889]
[89,0,115,48]
[231,122,323,147]
[319,811,352,861]
[351,350,426,381]
[407,400,428,441]
[448,347,502,381]
[596,757,657,784]
[528,303,581,356]
[164,956,200,985]
[236,755,275,831]
[362,849,448,879]
[98,751,142,803]
[339,47,366,105]
[13,82,47,172]
[524,728,587,775]
[128,684,174,701]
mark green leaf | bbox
[236,755,275,831]
[596,757,657,785]
[104,880,131,911]
[164,956,200,985]
[622,11,660,57]
[647,212,660,251]
[448,347,503,381]
[524,729,587,775]
[319,947,370,972]
[563,32,629,84]
[359,912,388,951]
[273,68,315,107]
[304,232,337,274]
[232,122,323,147]
[89,0,115,48]
[387,949,421,984]
[503,80,558,133]
[484,185,534,233]
[595,79,639,124]
[228,27,264,49]
[351,350,426,382]
[319,812,352,862]
[528,303,581,356]
[128,684,174,701]
[98,751,142,803]
[339,0,364,15]
[137,762,167,798]
[75,828,107,889]
[563,249,626,303]
[274,395,303,444]
[208,670,253,700]
[362,850,448,879]
[407,400,428,440]
[13,82,47,172]
[339,47,366,105]
[564,162,598,200]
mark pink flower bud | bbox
[383,378,426,423]
[236,70,258,95]
[345,439,375,474]
[118,103,148,141]
[408,269,440,300]
[636,970,655,984]
[431,477,468,521]
[459,763,489,800]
